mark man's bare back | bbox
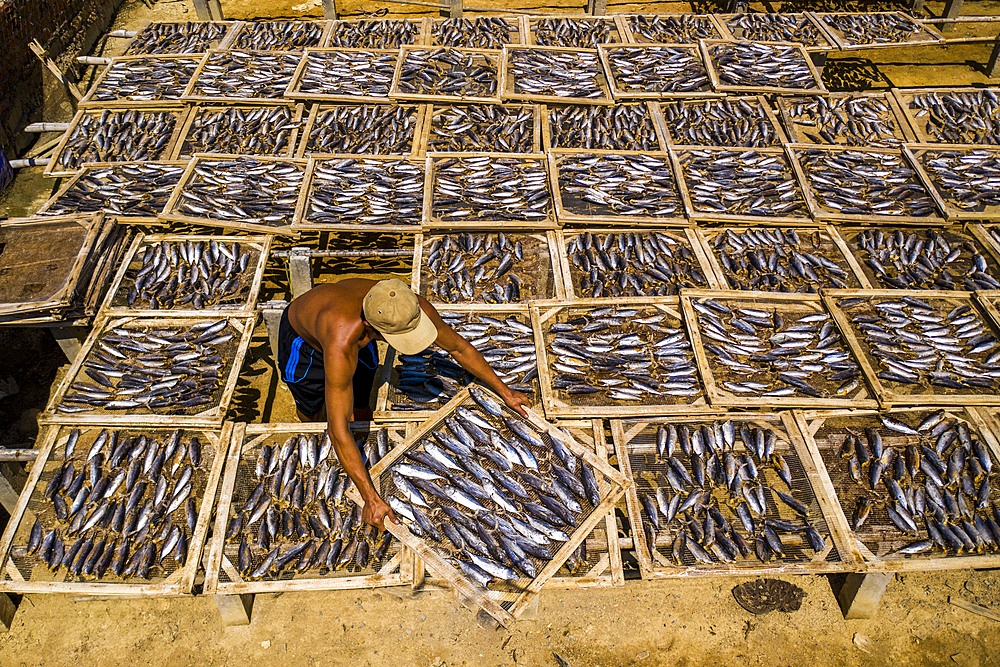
[287,278,375,357]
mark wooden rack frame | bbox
[180,50,305,104]
[717,12,837,52]
[225,19,334,52]
[891,87,1000,145]
[284,48,400,103]
[421,102,541,155]
[426,16,527,47]
[500,45,614,105]
[618,14,728,45]
[773,92,914,146]
[323,18,428,48]
[540,101,669,152]
[658,95,787,148]
[122,20,239,55]
[296,103,427,159]
[813,11,945,51]
[903,143,1000,222]
[169,103,305,160]
[598,44,721,101]
[389,46,503,105]
[699,39,828,96]
[525,15,627,47]
[78,54,202,108]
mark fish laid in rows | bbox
[305,157,422,227]
[432,17,517,49]
[422,232,542,303]
[531,17,617,48]
[304,104,416,155]
[56,319,234,414]
[557,152,681,218]
[232,20,326,51]
[180,106,299,157]
[56,110,177,170]
[829,411,998,558]
[23,428,207,581]
[226,429,396,580]
[567,231,709,298]
[389,387,601,585]
[190,51,299,99]
[548,104,659,151]
[906,90,1000,145]
[798,148,938,217]
[508,48,605,99]
[918,149,1000,212]
[693,297,863,399]
[822,12,924,46]
[604,46,711,95]
[785,94,905,147]
[432,156,550,222]
[176,157,304,226]
[395,48,497,99]
[327,20,420,49]
[634,419,829,566]
[428,104,534,153]
[40,163,183,218]
[627,14,720,44]
[662,97,782,148]
[119,239,255,311]
[679,149,807,218]
[709,42,819,91]
[88,57,198,103]
[710,227,856,292]
[294,51,395,99]
[853,228,1000,290]
[125,21,230,55]
[726,13,827,48]
[390,315,536,411]
[837,295,1000,393]
[547,306,703,403]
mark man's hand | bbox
[501,389,531,418]
[362,494,398,530]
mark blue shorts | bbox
[277,308,378,417]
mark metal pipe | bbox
[939,35,1000,44]
[107,30,138,38]
[77,56,112,65]
[23,122,70,133]
[271,248,414,258]
[0,450,38,462]
[10,158,51,168]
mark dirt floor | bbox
[3,1,1000,665]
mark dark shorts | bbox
[277,308,379,417]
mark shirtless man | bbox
[277,278,531,529]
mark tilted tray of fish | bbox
[426,103,539,153]
[47,108,183,178]
[0,425,225,594]
[721,13,835,50]
[788,145,943,224]
[205,423,411,593]
[675,147,811,224]
[230,20,330,51]
[174,104,303,158]
[545,103,666,151]
[775,93,914,147]
[599,45,715,99]
[102,234,269,316]
[817,11,943,50]
[430,17,523,48]
[700,40,825,95]
[795,407,1000,568]
[893,88,1000,145]
[285,49,398,102]
[531,298,713,418]
[125,21,236,55]
[660,96,786,148]
[415,231,561,305]
[905,145,1000,221]
[681,290,876,409]
[427,154,555,228]
[375,308,540,421]
[183,50,301,101]
[295,156,425,231]
[615,413,849,576]
[972,224,1000,270]
[561,229,715,299]
[528,17,623,48]
[824,290,1000,407]
[325,19,424,49]
[79,56,200,107]
[502,46,612,104]
[161,155,306,232]
[390,47,501,104]
[699,225,867,293]
[842,227,1000,291]
[623,14,724,44]
[550,150,686,225]
[43,315,254,427]
[299,104,422,157]
[36,162,186,221]
[352,385,630,627]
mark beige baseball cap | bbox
[363,279,438,355]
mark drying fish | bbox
[852,228,1000,290]
[125,21,230,55]
[327,19,421,49]
[432,155,550,222]
[189,50,299,99]
[531,18,617,48]
[822,12,926,47]
[87,57,198,103]
[292,50,395,99]
[708,42,820,91]
[395,48,498,100]
[557,152,681,218]
[566,230,709,297]
[603,46,711,95]
[232,20,326,51]
[55,110,178,170]
[626,14,720,44]
[428,104,534,153]
[304,157,423,227]
[179,105,299,157]
[906,89,1000,145]
[174,157,304,227]
[726,13,828,48]
[39,163,183,218]
[917,148,1000,212]
[548,104,659,151]
[432,17,518,48]
[303,104,417,155]
[678,149,808,218]
[661,97,781,148]
[508,48,606,100]
[784,94,906,147]
[421,232,546,303]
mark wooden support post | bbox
[987,36,1000,78]
[587,0,607,16]
[810,52,827,76]
[322,0,337,19]
[261,303,285,367]
[0,466,34,527]
[0,593,17,632]
[836,572,894,620]
[50,326,88,363]
[941,0,963,32]
[912,0,927,14]
[215,593,254,626]
[288,248,313,300]
[27,40,83,102]
[449,0,462,19]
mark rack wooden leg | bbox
[448,0,462,19]
[215,593,254,626]
[940,0,963,32]
[322,0,337,19]
[288,247,313,300]
[0,593,17,631]
[50,326,87,363]
[987,36,1000,78]
[261,305,284,368]
[836,572,894,619]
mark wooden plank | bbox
[838,572,894,619]
[950,595,1000,622]
[226,20,332,51]
[77,54,200,109]
[773,92,915,147]
[28,39,84,102]
[389,47,502,105]
[215,593,253,625]
[500,45,614,105]
[813,11,944,50]
[700,40,828,96]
